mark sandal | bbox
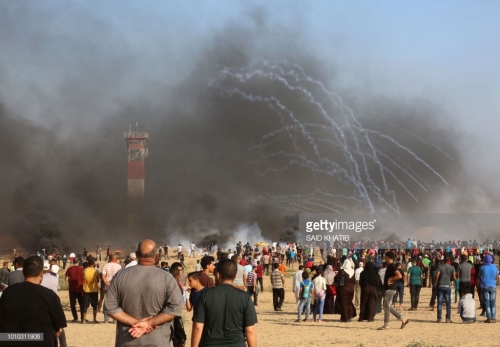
[401,319,410,329]
[377,326,388,330]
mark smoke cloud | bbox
[0,3,497,254]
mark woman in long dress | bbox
[322,265,336,314]
[359,261,381,322]
[334,258,357,322]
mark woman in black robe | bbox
[359,261,381,322]
[334,258,357,322]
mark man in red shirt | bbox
[255,261,264,292]
[65,257,83,322]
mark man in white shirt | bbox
[190,242,196,258]
[228,251,235,260]
[354,262,364,307]
[177,244,183,259]
[292,265,304,307]
[41,262,59,294]
[125,253,138,268]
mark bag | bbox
[327,284,336,296]
[301,281,312,299]
[334,271,345,287]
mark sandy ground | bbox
[4,253,500,347]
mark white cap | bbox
[129,252,137,260]
[43,261,50,270]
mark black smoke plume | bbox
[0,4,496,254]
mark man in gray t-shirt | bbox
[105,240,183,347]
[434,259,456,322]
[458,255,472,298]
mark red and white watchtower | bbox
[124,123,149,198]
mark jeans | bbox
[383,289,402,326]
[393,282,404,304]
[482,286,496,320]
[272,288,285,310]
[69,291,83,320]
[437,286,451,320]
[409,285,421,309]
[297,297,311,320]
[313,296,325,320]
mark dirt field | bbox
[3,253,499,347]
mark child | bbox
[457,292,476,324]
[295,271,314,322]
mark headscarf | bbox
[341,258,355,278]
[360,261,379,287]
[323,265,335,285]
[484,254,493,264]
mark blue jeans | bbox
[437,286,451,320]
[313,296,325,320]
[298,297,311,320]
[393,282,404,304]
[482,286,496,320]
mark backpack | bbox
[301,281,312,299]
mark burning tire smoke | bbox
[0,5,496,252]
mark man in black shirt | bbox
[192,259,257,347]
[0,256,67,347]
[377,251,409,330]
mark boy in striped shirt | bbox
[247,265,258,306]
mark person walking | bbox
[377,251,409,330]
[271,263,285,311]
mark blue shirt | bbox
[300,279,314,299]
[479,264,498,288]
[290,251,295,259]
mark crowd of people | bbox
[0,238,498,347]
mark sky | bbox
[0,0,499,247]
[2,1,498,144]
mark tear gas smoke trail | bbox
[208,61,451,218]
